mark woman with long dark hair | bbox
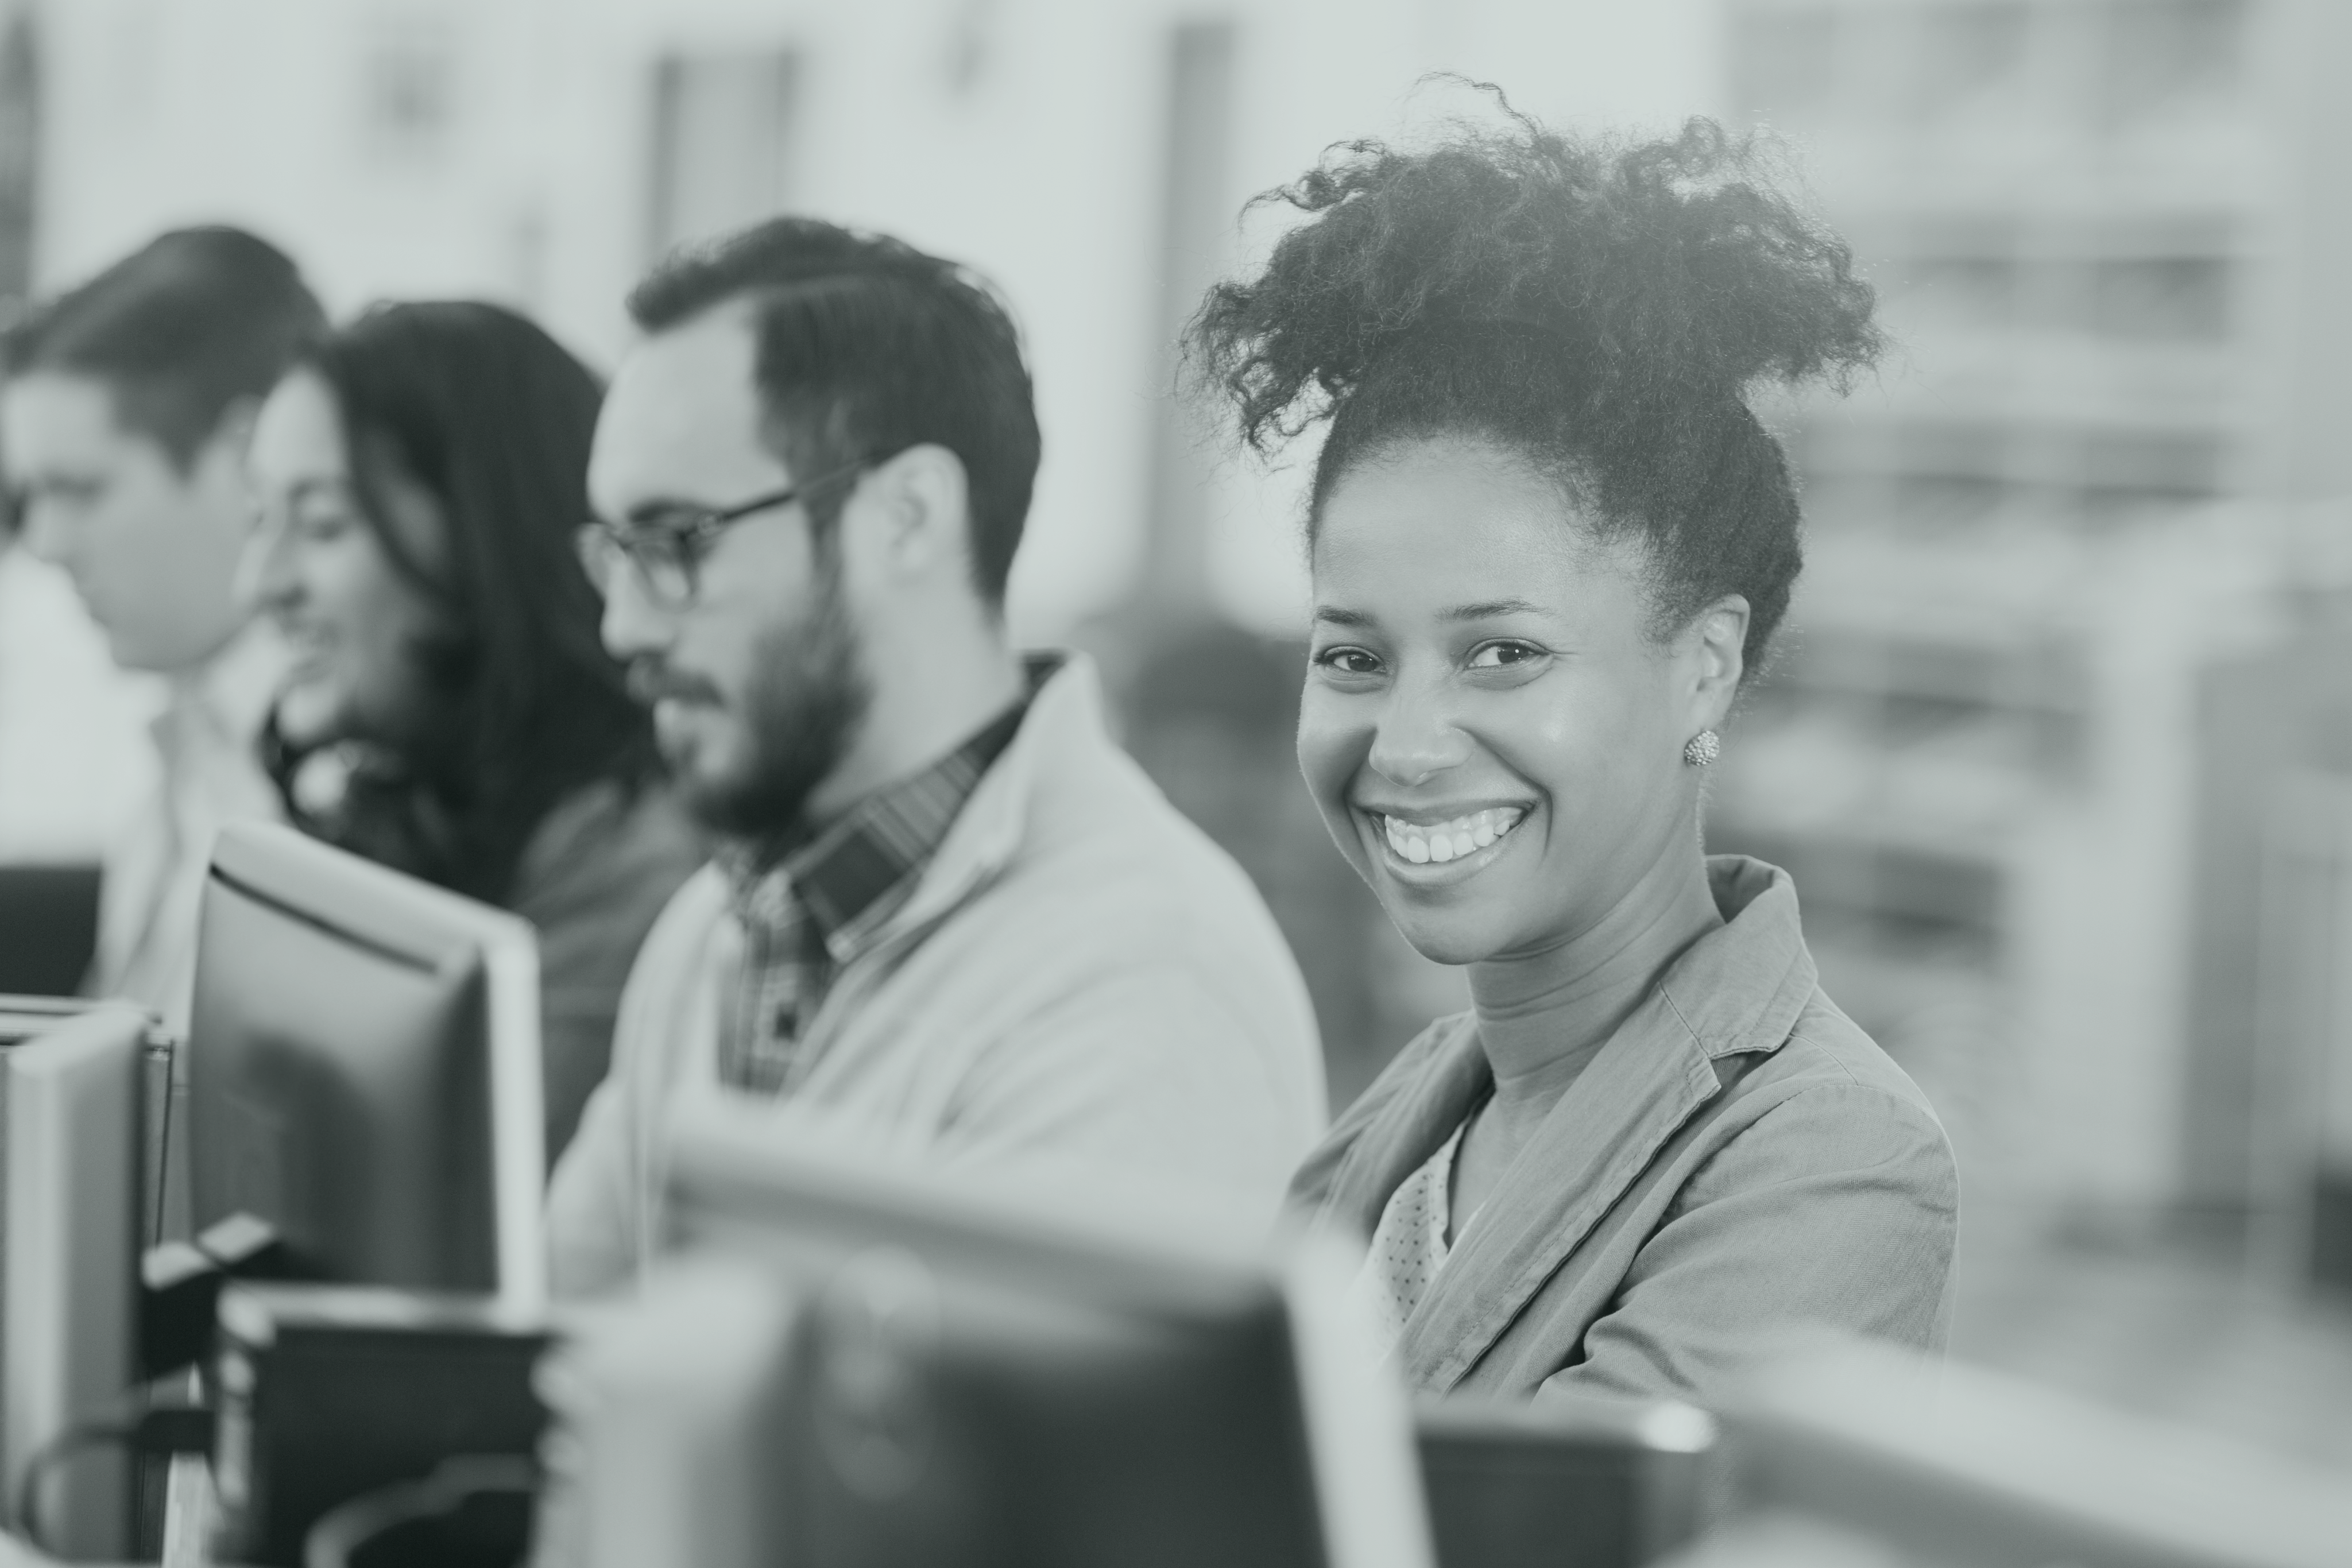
[244,301,703,1161]
[1189,104,1959,1403]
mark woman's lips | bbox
[1355,803,1534,884]
[1375,804,1527,865]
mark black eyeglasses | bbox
[576,458,869,610]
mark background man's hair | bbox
[6,226,326,470]
[628,217,1040,607]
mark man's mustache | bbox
[626,659,722,708]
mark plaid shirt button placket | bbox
[716,701,1025,1096]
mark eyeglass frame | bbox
[576,455,871,610]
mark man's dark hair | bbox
[628,217,1040,607]
[6,226,325,469]
[1187,95,1884,675]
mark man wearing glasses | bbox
[548,219,1326,1295]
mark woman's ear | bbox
[1685,594,1750,729]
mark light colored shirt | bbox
[88,622,287,1036]
[546,652,1329,1298]
[713,697,1022,1095]
[1290,857,1959,1407]
[0,548,156,862]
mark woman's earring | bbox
[1682,730,1721,768]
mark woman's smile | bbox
[1359,800,1533,884]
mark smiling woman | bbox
[242,303,707,1163]
[1187,96,1959,1404]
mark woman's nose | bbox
[1366,676,1471,788]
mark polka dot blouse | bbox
[1355,1117,1473,1361]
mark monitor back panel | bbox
[783,1254,1327,1568]
[0,1004,146,1559]
[0,864,100,997]
[189,872,494,1292]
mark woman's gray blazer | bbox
[1290,858,1960,1406]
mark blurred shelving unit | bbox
[1715,0,2352,1271]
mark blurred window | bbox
[357,13,461,165]
[2090,255,2231,340]
[1916,2,2030,115]
[1730,7,1840,122]
[1896,473,2009,528]
[2100,0,2246,124]
[2079,427,2224,510]
[1897,423,2008,526]
[0,10,33,318]
[647,49,801,262]
[1905,254,2020,329]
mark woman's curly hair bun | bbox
[1186,86,1885,671]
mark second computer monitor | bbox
[187,822,544,1305]
[630,1105,1432,1568]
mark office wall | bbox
[17,0,1712,643]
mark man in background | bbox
[1,227,323,1031]
[550,218,1325,1294]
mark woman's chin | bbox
[272,688,346,752]
[1380,904,1504,969]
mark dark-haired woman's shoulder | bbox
[509,777,710,1164]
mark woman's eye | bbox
[1467,641,1543,669]
[1314,646,1382,677]
[292,508,355,542]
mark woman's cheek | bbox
[1294,690,1372,839]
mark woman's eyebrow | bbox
[1442,598,1545,620]
[1312,605,1375,628]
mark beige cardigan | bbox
[546,655,1328,1297]
[1291,858,1958,1407]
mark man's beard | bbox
[650,570,872,844]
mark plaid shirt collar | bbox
[717,696,1029,962]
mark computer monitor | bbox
[0,863,103,996]
[1415,1395,1716,1568]
[187,822,544,1306]
[535,1100,1434,1568]
[1,1002,149,1560]
[1696,1339,2352,1568]
[3,994,176,1253]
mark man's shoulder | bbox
[612,860,732,1002]
[1012,703,1263,899]
[648,858,733,939]
[1001,757,1294,975]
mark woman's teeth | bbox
[1380,807,1526,865]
